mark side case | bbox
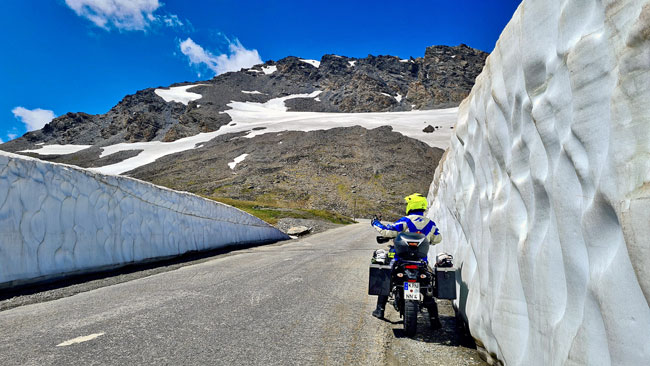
[435,267,457,300]
[368,264,391,296]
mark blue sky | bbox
[0,0,521,143]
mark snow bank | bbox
[428,1,650,365]
[154,85,207,105]
[0,151,289,288]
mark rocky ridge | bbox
[2,44,486,152]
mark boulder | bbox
[286,226,312,236]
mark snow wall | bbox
[0,151,289,288]
[427,0,650,365]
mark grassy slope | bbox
[205,196,356,226]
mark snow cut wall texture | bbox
[428,0,650,365]
[0,152,289,287]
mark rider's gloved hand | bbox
[371,215,380,227]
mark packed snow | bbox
[348,61,356,67]
[228,153,249,169]
[261,65,277,75]
[299,59,320,68]
[428,0,650,365]
[19,144,92,155]
[242,90,263,94]
[0,151,289,287]
[33,91,456,175]
[154,84,207,105]
[395,94,403,103]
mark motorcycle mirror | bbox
[376,236,391,244]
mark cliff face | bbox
[427,1,650,365]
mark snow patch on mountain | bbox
[241,90,263,94]
[299,59,320,68]
[19,144,92,155]
[154,84,207,105]
[228,153,249,169]
[226,91,322,113]
[261,65,277,75]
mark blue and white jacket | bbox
[372,211,442,245]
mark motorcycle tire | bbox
[403,300,418,337]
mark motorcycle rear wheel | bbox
[403,300,418,336]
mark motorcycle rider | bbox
[370,193,442,329]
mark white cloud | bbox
[12,107,56,131]
[179,37,262,76]
[7,133,17,140]
[64,0,184,31]
[0,138,3,144]
[161,14,183,27]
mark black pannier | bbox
[368,264,391,295]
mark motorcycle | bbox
[374,233,438,337]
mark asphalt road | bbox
[0,223,486,365]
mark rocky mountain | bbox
[1,44,487,219]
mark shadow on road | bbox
[378,318,403,325]
[387,302,477,349]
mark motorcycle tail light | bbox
[396,273,404,278]
[407,279,417,283]
[405,265,418,269]
[407,241,419,247]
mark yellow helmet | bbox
[404,193,427,214]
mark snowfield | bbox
[0,151,289,288]
[428,0,650,365]
[25,91,456,175]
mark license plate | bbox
[404,282,420,300]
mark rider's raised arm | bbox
[372,219,405,238]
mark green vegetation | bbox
[204,196,356,226]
